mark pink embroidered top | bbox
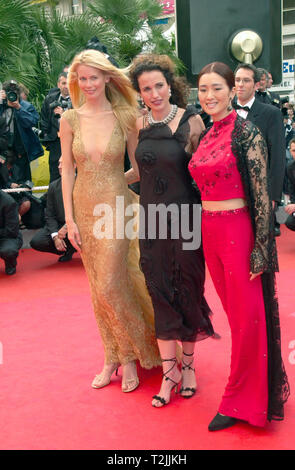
[188,111,246,201]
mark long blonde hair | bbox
[68,49,138,138]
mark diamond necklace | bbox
[147,104,178,126]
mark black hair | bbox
[129,54,190,109]
[234,63,260,83]
[198,62,235,89]
[85,36,119,68]
[58,72,68,81]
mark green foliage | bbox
[87,0,162,34]
[0,0,183,111]
[87,0,181,68]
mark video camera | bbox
[281,96,289,105]
[85,36,119,68]
[49,99,72,117]
[22,180,34,190]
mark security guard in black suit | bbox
[255,68,281,109]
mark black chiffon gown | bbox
[135,106,214,342]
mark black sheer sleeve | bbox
[242,127,278,273]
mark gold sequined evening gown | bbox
[63,109,161,368]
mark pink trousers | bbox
[202,207,268,427]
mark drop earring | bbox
[139,95,145,108]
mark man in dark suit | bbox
[234,63,286,235]
[255,68,281,108]
[30,158,75,262]
[0,189,23,275]
[40,73,71,183]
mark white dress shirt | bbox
[236,96,255,119]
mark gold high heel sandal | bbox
[91,363,120,389]
[121,361,139,393]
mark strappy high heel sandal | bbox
[92,363,120,389]
[152,357,181,408]
[121,361,139,393]
[180,351,197,398]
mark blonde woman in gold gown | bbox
[60,49,161,392]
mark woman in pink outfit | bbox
[189,62,289,431]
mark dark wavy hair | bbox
[129,54,190,108]
[235,63,260,83]
[197,62,235,90]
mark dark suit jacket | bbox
[44,177,65,234]
[0,161,26,189]
[0,190,21,239]
[287,160,295,203]
[269,91,281,109]
[0,116,8,153]
[242,99,286,202]
[255,90,272,105]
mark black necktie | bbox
[235,104,250,112]
[257,91,267,96]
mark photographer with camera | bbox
[0,85,35,223]
[0,80,44,183]
[40,72,72,183]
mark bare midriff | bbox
[202,198,247,211]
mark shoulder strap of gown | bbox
[62,108,77,131]
[178,105,198,128]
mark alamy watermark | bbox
[93,196,201,250]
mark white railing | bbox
[2,186,49,193]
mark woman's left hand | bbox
[249,271,263,281]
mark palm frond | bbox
[88,0,162,34]
[0,0,184,110]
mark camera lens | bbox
[7,91,17,102]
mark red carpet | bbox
[0,226,294,450]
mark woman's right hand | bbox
[66,221,82,253]
[249,271,263,281]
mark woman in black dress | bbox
[126,54,214,407]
